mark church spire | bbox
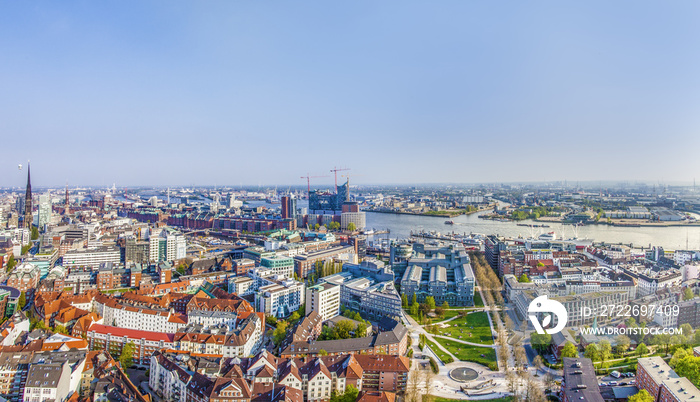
[23,162,32,228]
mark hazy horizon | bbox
[2,1,699,188]
[2,178,698,192]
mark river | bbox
[114,196,700,250]
[246,200,700,249]
[364,211,700,250]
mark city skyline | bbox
[2,1,700,187]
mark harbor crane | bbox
[341,173,365,187]
[330,167,350,193]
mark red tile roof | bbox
[88,323,175,342]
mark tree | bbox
[411,293,417,305]
[533,355,544,374]
[314,223,320,231]
[406,369,421,402]
[518,274,531,283]
[637,343,649,357]
[289,312,300,323]
[530,332,552,352]
[505,371,519,395]
[543,372,556,391]
[355,322,368,338]
[584,344,600,361]
[616,335,631,355]
[425,296,436,310]
[680,324,694,340]
[176,262,187,275]
[526,373,546,402]
[410,302,419,316]
[531,332,552,352]
[267,315,278,327]
[318,349,328,356]
[273,321,288,347]
[653,333,672,355]
[560,342,578,359]
[434,307,445,317]
[684,287,695,301]
[53,325,69,335]
[335,385,359,402]
[334,319,355,339]
[21,245,31,255]
[401,293,408,308]
[346,222,356,232]
[422,365,435,400]
[505,315,515,331]
[31,227,39,240]
[674,355,700,387]
[18,292,26,311]
[442,301,449,310]
[599,340,612,364]
[629,390,655,402]
[5,255,16,273]
[327,222,341,231]
[33,319,46,331]
[119,342,136,369]
[670,347,690,368]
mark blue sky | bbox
[1,1,699,187]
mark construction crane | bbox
[300,174,329,194]
[341,173,365,187]
[330,167,350,193]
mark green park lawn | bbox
[426,397,512,402]
[473,291,484,307]
[424,338,454,364]
[434,337,497,368]
[434,311,494,345]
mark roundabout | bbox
[449,367,479,382]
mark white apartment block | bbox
[187,310,238,328]
[255,278,305,318]
[149,228,186,262]
[261,256,295,278]
[63,247,121,268]
[341,212,366,230]
[635,270,682,297]
[306,282,341,321]
[101,302,186,333]
[150,352,190,402]
[228,276,255,296]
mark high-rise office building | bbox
[281,195,297,220]
[37,194,52,228]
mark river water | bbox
[113,196,700,250]
[364,211,700,250]
[248,199,700,249]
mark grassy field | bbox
[433,311,494,345]
[474,291,484,307]
[425,396,513,402]
[434,337,496,368]
[424,338,454,364]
